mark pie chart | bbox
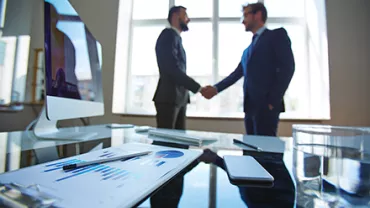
[155,150,184,158]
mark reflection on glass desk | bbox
[0,124,297,207]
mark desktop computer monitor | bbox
[33,0,104,140]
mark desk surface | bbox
[0,124,297,207]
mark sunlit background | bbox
[113,0,330,120]
[0,0,330,119]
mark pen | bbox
[233,139,263,151]
[62,151,152,171]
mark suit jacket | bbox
[153,28,201,106]
[215,28,295,115]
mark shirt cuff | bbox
[213,85,219,92]
[197,86,202,93]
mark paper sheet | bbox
[0,143,201,208]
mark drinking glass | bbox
[292,125,370,208]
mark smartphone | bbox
[224,155,274,185]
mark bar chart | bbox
[41,149,185,184]
[99,150,117,158]
[43,149,119,173]
[139,159,166,167]
[43,159,133,182]
[44,159,83,172]
[42,151,135,183]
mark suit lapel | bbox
[249,29,269,62]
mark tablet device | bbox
[148,129,217,144]
[106,124,135,129]
[224,155,274,184]
[135,126,152,133]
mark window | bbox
[0,35,30,104]
[0,37,16,104]
[125,26,163,114]
[132,0,169,20]
[219,0,257,18]
[113,0,330,119]
[32,49,45,102]
[0,133,6,172]
[176,0,213,18]
[0,0,31,105]
[264,0,304,18]
[0,0,7,28]
[218,23,252,116]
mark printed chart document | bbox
[0,143,201,208]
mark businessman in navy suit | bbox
[202,3,295,136]
[151,6,204,208]
[153,6,204,130]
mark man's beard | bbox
[180,20,189,32]
[245,20,255,32]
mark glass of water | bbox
[292,124,370,208]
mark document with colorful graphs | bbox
[0,143,201,208]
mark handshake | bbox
[199,85,218,99]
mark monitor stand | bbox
[33,106,97,140]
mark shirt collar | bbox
[255,25,266,36]
[170,26,181,36]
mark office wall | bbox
[2,0,33,37]
[324,0,370,126]
[0,0,369,136]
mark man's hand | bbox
[198,149,218,164]
[200,85,218,99]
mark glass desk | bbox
[0,124,295,207]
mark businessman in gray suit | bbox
[153,6,204,130]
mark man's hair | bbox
[243,3,268,23]
[168,6,186,24]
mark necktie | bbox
[247,34,258,61]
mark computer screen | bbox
[44,0,104,120]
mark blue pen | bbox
[62,151,152,171]
[233,139,263,151]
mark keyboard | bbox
[36,131,97,140]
